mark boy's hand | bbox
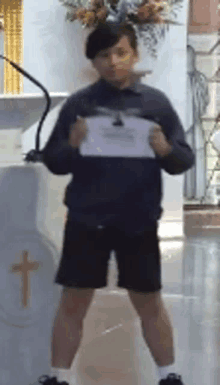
[69,116,88,148]
[149,124,172,157]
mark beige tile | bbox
[72,290,157,385]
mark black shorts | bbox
[54,215,162,293]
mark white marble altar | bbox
[0,93,68,385]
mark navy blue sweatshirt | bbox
[42,77,195,234]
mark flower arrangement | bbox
[59,0,184,57]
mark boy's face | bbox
[92,35,139,85]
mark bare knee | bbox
[59,287,95,323]
[128,290,162,318]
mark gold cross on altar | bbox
[10,250,40,308]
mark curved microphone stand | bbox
[0,54,51,163]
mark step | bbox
[184,209,220,227]
[184,204,220,211]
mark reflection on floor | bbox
[65,226,220,385]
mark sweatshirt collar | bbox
[95,76,142,95]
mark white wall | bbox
[136,1,188,240]
[22,0,189,245]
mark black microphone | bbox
[0,54,51,163]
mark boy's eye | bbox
[99,50,127,58]
[118,50,126,56]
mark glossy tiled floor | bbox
[58,225,220,385]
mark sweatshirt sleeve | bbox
[42,96,81,175]
[155,96,195,175]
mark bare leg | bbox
[128,290,175,367]
[51,305,83,369]
[141,300,175,366]
[51,287,95,369]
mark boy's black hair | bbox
[85,22,138,60]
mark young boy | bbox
[38,22,195,385]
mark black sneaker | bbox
[37,375,69,385]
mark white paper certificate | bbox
[80,115,156,158]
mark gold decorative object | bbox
[0,13,4,31]
[0,1,23,94]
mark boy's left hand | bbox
[149,124,173,157]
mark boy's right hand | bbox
[68,116,88,148]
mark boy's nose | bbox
[109,54,120,65]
